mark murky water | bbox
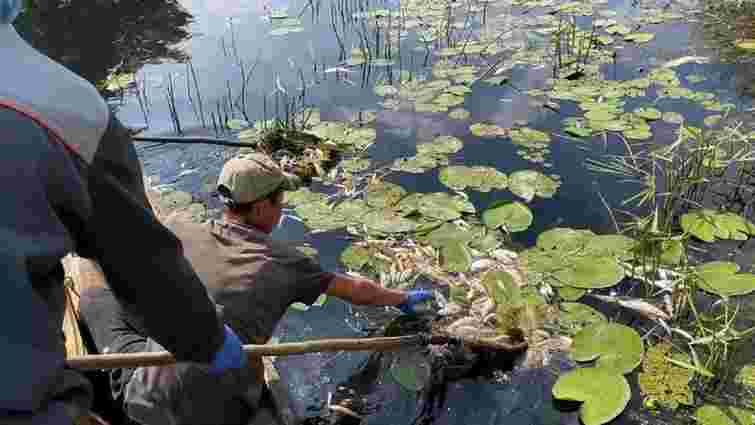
[16,0,755,423]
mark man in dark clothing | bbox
[79,153,434,425]
[0,5,245,424]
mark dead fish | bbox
[590,294,671,321]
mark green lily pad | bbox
[662,112,685,124]
[558,287,587,301]
[623,128,653,140]
[704,114,723,127]
[510,127,551,147]
[417,136,464,156]
[416,192,473,221]
[557,302,607,335]
[340,158,371,174]
[470,122,509,137]
[695,405,754,425]
[374,84,399,97]
[736,364,755,389]
[365,181,407,209]
[552,367,631,425]
[482,270,521,308]
[566,125,593,138]
[508,170,561,202]
[390,351,432,392]
[572,322,644,374]
[449,108,471,120]
[482,200,533,233]
[537,227,596,252]
[421,222,478,248]
[362,210,418,234]
[736,39,755,50]
[441,242,473,272]
[340,244,371,270]
[634,107,662,121]
[696,261,755,297]
[681,209,755,242]
[553,256,625,289]
[584,234,637,259]
[686,74,707,84]
[391,155,446,174]
[624,32,655,44]
[605,24,631,35]
[438,166,508,192]
[157,190,193,213]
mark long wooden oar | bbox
[66,334,527,371]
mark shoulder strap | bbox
[0,98,83,158]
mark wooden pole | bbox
[66,334,527,371]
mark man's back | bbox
[163,215,333,345]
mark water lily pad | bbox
[416,192,474,221]
[558,287,587,301]
[416,135,464,156]
[508,170,560,202]
[482,201,533,232]
[695,405,754,425]
[736,364,755,389]
[158,190,193,213]
[422,222,477,248]
[537,227,596,252]
[374,84,399,97]
[470,122,509,137]
[662,111,685,124]
[557,302,607,335]
[584,234,637,259]
[572,322,643,374]
[510,127,551,147]
[704,114,722,127]
[340,244,371,270]
[438,166,508,192]
[605,24,631,35]
[566,126,593,138]
[441,242,473,272]
[686,74,707,84]
[482,270,521,309]
[696,261,755,297]
[634,107,662,121]
[552,367,631,425]
[365,181,407,209]
[623,128,653,140]
[736,39,755,50]
[391,155,444,173]
[391,351,432,392]
[362,210,418,234]
[553,256,625,289]
[448,108,471,120]
[681,210,755,242]
[624,32,655,44]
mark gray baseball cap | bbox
[217,153,301,204]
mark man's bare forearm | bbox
[326,273,408,306]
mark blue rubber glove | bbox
[207,325,247,375]
[396,289,435,315]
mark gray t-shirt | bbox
[164,217,334,345]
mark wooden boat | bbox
[62,181,298,425]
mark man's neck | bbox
[222,212,270,235]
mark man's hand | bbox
[207,325,247,375]
[396,289,435,315]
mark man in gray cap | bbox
[80,152,433,425]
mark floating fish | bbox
[590,294,671,321]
